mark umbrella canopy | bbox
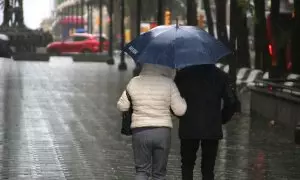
[123,25,231,69]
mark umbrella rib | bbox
[154,37,175,68]
[154,28,177,68]
[154,27,179,68]
[137,28,173,63]
[180,27,230,62]
[175,27,210,68]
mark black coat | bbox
[174,65,237,140]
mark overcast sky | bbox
[0,0,54,29]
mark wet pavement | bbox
[0,57,299,180]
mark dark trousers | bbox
[180,139,219,180]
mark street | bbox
[0,57,299,180]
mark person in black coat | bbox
[174,64,238,180]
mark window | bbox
[64,36,73,42]
[73,36,88,42]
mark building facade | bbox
[51,0,109,40]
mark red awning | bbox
[59,16,87,25]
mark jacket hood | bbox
[140,63,176,79]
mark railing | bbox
[254,79,300,97]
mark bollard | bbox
[295,123,300,145]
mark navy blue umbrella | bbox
[123,25,231,69]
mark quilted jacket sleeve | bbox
[117,88,130,112]
[170,82,187,116]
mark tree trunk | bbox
[113,0,121,47]
[136,0,141,36]
[186,0,197,26]
[237,15,250,68]
[203,0,214,36]
[215,0,229,46]
[2,0,11,26]
[230,0,237,48]
[254,0,263,69]
[228,0,238,90]
[292,0,300,74]
[157,0,165,25]
[129,0,137,40]
[254,0,269,70]
[17,0,24,26]
[269,0,282,78]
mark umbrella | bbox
[123,24,231,69]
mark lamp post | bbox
[118,0,127,70]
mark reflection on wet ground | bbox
[0,58,299,180]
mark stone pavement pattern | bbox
[0,58,299,180]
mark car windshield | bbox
[94,35,107,42]
[73,36,88,41]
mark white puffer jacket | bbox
[117,64,187,128]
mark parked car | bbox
[46,33,109,55]
[0,33,12,58]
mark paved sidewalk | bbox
[0,58,299,180]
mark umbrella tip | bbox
[176,18,179,28]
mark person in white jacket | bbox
[117,63,187,180]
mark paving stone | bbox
[0,58,299,179]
